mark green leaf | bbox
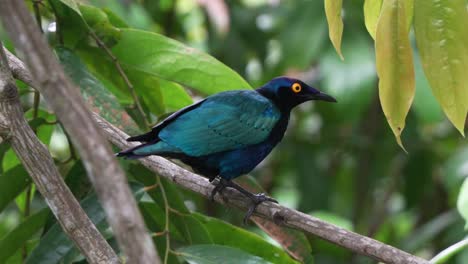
[458,178,468,229]
[109,29,251,95]
[0,165,31,213]
[324,0,344,60]
[50,0,88,48]
[2,149,20,172]
[15,185,35,215]
[177,244,273,264]
[26,182,144,264]
[101,8,129,28]
[159,79,193,112]
[375,0,415,149]
[25,109,56,146]
[414,0,468,135]
[363,0,382,40]
[57,0,81,16]
[193,213,298,264]
[56,47,140,134]
[130,164,190,215]
[79,5,121,46]
[412,51,444,124]
[139,202,185,241]
[73,4,250,95]
[0,209,48,262]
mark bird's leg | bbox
[209,178,278,223]
[209,177,229,202]
[223,181,278,224]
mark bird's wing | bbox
[158,90,281,157]
[127,99,206,142]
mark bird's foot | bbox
[243,193,278,225]
[209,178,228,202]
[209,178,278,224]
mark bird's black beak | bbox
[313,91,337,103]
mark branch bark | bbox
[6,42,430,264]
[0,1,160,263]
[0,46,119,263]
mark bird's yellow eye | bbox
[291,83,302,93]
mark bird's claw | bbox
[209,179,277,224]
[254,193,278,204]
[243,193,278,225]
[209,178,227,202]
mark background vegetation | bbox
[0,0,467,263]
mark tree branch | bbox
[5,25,430,264]
[0,45,119,263]
[0,1,160,263]
[93,114,430,264]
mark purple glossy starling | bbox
[118,77,336,222]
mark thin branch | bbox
[157,176,171,264]
[6,42,430,264]
[0,2,160,263]
[0,45,119,263]
[88,30,151,128]
[22,184,33,261]
[93,113,430,264]
[32,0,44,33]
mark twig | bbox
[0,44,119,263]
[21,184,33,261]
[5,43,430,264]
[157,176,171,264]
[32,0,44,33]
[0,2,160,263]
[88,30,151,128]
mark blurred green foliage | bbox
[0,0,467,263]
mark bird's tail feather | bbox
[126,131,157,142]
[117,141,182,159]
[116,142,154,159]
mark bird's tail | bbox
[116,142,154,159]
[117,140,182,159]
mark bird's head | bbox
[256,77,336,111]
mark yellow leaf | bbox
[325,0,344,60]
[364,0,382,40]
[365,0,412,40]
[414,0,468,136]
[376,0,415,150]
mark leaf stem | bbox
[430,238,468,264]
[88,30,151,129]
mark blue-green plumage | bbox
[118,77,336,180]
[118,77,336,221]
